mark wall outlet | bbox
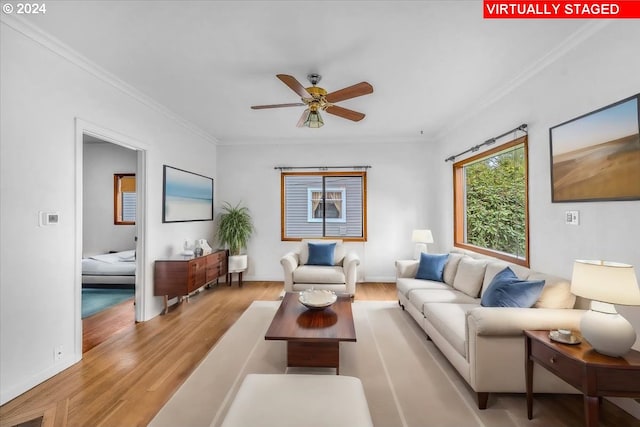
[54,345,63,361]
[565,210,579,225]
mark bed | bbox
[82,250,136,287]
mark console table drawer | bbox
[530,339,582,386]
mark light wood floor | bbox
[82,295,136,353]
[1,282,638,427]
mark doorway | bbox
[75,119,147,356]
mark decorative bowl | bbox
[298,289,337,310]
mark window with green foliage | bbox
[453,136,529,266]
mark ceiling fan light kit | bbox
[251,73,373,128]
[303,105,324,128]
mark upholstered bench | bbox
[219,374,373,427]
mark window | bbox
[114,173,136,225]
[281,172,367,241]
[453,136,529,266]
[308,188,346,222]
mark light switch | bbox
[39,211,60,226]
[565,211,579,225]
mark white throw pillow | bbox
[443,252,464,286]
[452,257,488,297]
[528,272,577,309]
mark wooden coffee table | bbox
[265,292,356,374]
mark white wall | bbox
[216,140,434,282]
[83,140,137,256]
[0,19,218,404]
[428,21,640,414]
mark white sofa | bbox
[397,248,587,409]
[281,239,360,296]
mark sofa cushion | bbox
[528,272,577,309]
[481,262,531,296]
[306,242,336,266]
[415,253,449,281]
[423,303,478,359]
[299,239,345,265]
[480,267,545,308]
[443,252,464,286]
[410,289,479,314]
[453,257,488,297]
[396,278,451,298]
[293,266,345,284]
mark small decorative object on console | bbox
[199,239,213,255]
[549,329,581,345]
[299,289,338,310]
[194,242,203,257]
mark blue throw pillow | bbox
[415,253,449,282]
[481,267,545,308]
[306,242,336,266]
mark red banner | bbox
[484,1,640,18]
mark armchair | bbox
[280,239,360,296]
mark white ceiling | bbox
[23,1,590,145]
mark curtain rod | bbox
[274,165,371,171]
[444,123,528,162]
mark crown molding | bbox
[434,20,612,142]
[1,14,219,145]
[216,134,428,147]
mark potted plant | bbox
[216,201,254,273]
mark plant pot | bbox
[228,254,248,273]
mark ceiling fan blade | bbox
[251,102,305,110]
[324,105,366,122]
[296,109,310,127]
[277,74,312,99]
[325,82,373,103]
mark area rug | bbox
[81,288,134,318]
[149,301,577,427]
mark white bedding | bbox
[82,250,136,285]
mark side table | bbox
[524,330,640,427]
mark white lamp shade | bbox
[570,260,640,306]
[412,229,434,244]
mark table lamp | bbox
[570,260,640,357]
[412,229,433,260]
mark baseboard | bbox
[0,354,80,405]
[360,276,395,283]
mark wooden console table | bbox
[524,330,640,427]
[154,249,228,314]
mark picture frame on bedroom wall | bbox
[162,165,214,223]
[549,93,640,203]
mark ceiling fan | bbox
[251,74,373,128]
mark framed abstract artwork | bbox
[162,165,214,222]
[549,94,640,202]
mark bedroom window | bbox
[281,172,366,241]
[453,136,529,266]
[114,173,136,225]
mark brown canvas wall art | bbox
[550,94,640,202]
